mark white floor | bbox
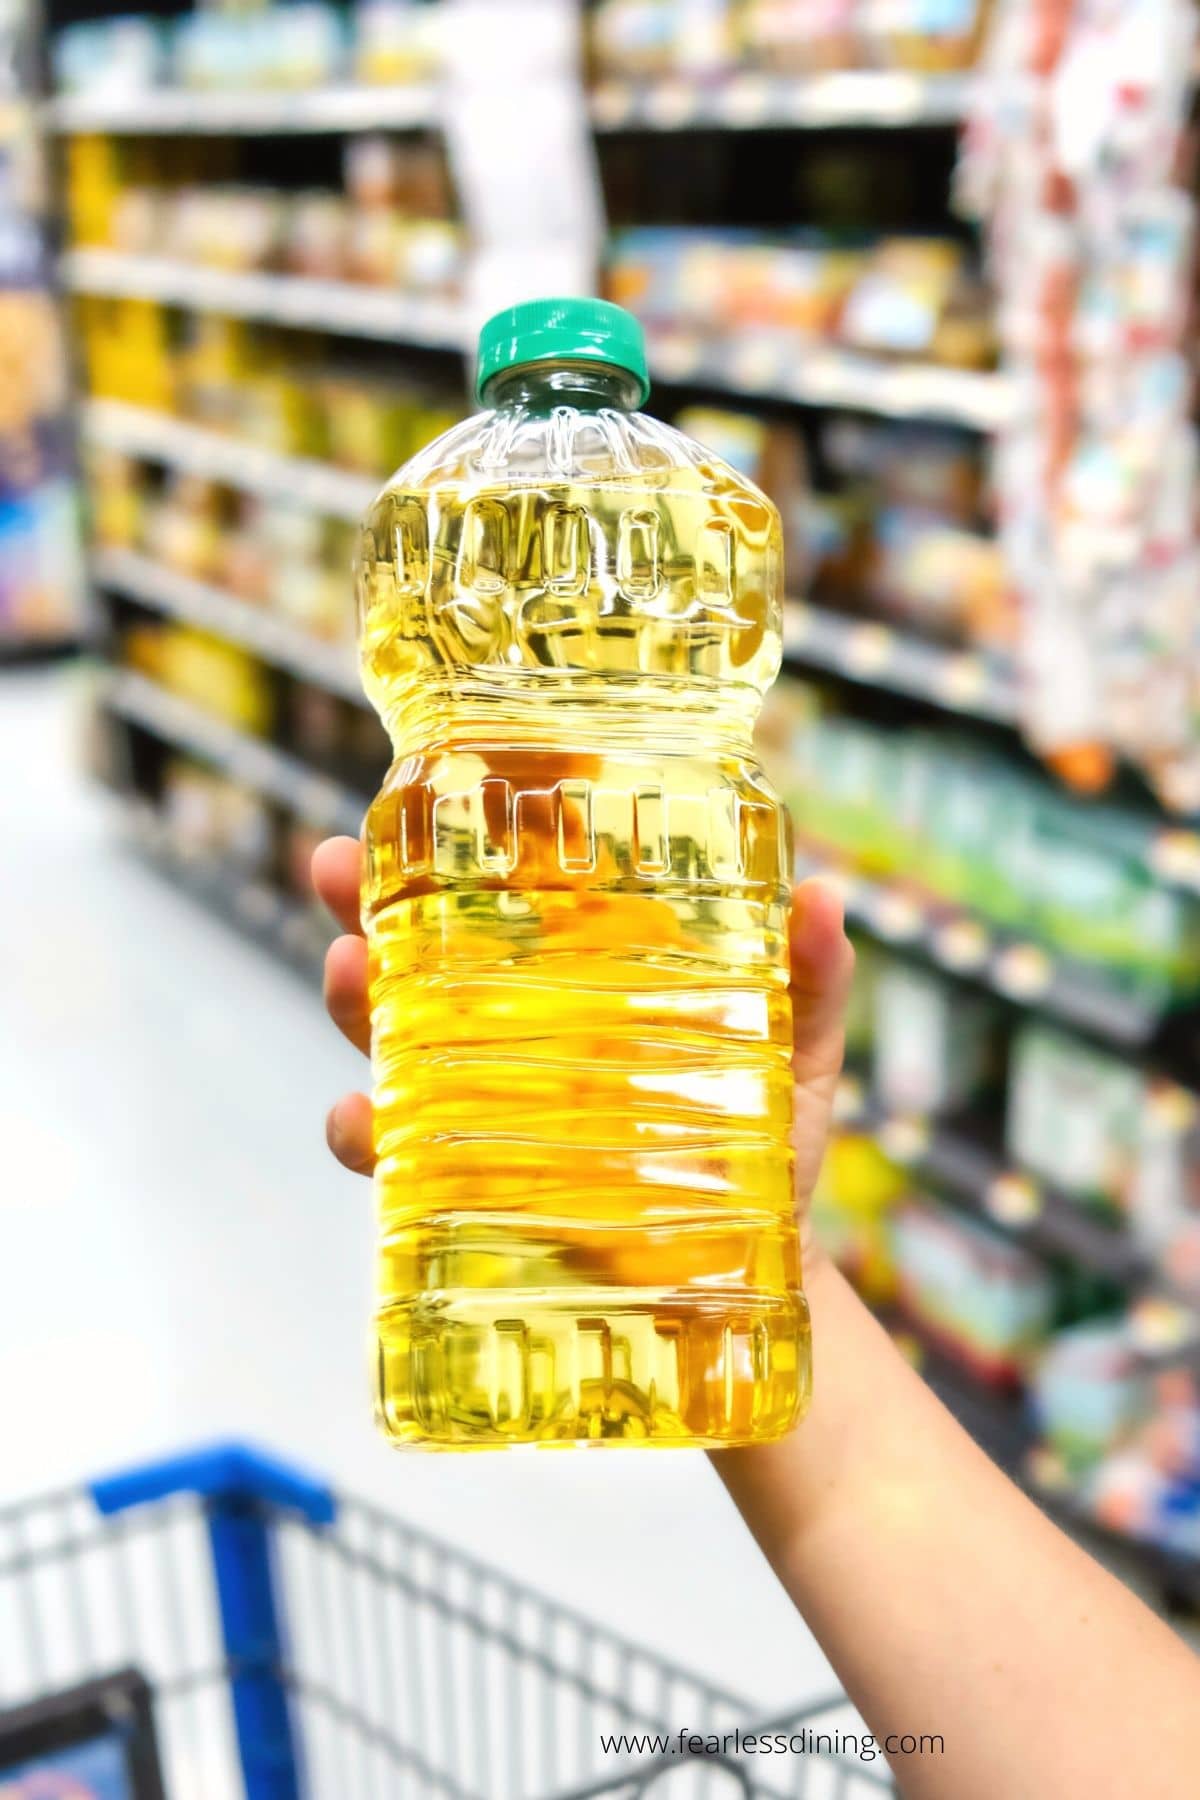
[0,667,834,1716]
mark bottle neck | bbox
[481,359,643,415]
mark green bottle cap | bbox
[475,297,650,405]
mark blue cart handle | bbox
[89,1440,336,1525]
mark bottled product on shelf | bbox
[358,296,809,1447]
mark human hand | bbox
[311,835,854,1260]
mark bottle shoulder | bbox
[374,403,781,517]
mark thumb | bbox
[789,878,856,1204]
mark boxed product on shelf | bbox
[1029,1319,1148,1472]
[1008,1023,1200,1261]
[77,302,464,477]
[588,0,992,79]
[606,228,994,368]
[173,2,345,91]
[65,133,464,294]
[836,236,994,368]
[808,414,1012,646]
[53,15,164,95]
[765,675,1200,999]
[607,227,866,340]
[872,960,999,1116]
[888,1192,1057,1387]
[352,0,441,85]
[53,1,441,96]
[590,0,735,80]
[1007,1024,1145,1218]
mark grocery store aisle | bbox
[0,667,833,1712]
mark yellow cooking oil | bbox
[356,298,809,1447]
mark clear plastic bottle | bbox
[357,298,809,1447]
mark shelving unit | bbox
[44,0,1200,1603]
[649,326,1011,431]
[119,794,331,981]
[95,548,361,700]
[46,83,439,135]
[591,69,974,132]
[783,601,1021,726]
[63,249,468,348]
[795,850,1176,1047]
[82,399,379,521]
[103,667,365,835]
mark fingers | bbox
[789,878,855,1078]
[326,1090,375,1175]
[312,836,365,937]
[324,933,371,1056]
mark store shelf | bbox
[592,70,973,132]
[783,600,1021,726]
[103,666,365,835]
[47,83,438,135]
[119,795,331,981]
[889,1313,1200,1608]
[62,250,468,349]
[647,326,1012,430]
[80,399,378,522]
[833,1072,1151,1284]
[797,850,1167,1046]
[94,548,362,702]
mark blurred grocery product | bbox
[76,304,463,475]
[959,0,1200,808]
[52,1,441,97]
[769,673,1200,1001]
[888,1193,1056,1387]
[607,227,995,369]
[1007,1025,1145,1218]
[64,132,463,294]
[588,0,993,81]
[872,960,999,1116]
[1030,1320,1148,1471]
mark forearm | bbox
[713,1257,1200,1799]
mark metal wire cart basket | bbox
[0,1443,893,1799]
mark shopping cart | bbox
[0,1444,893,1799]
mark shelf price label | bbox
[993,943,1052,1000]
[985,1172,1042,1227]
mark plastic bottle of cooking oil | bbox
[357,298,808,1448]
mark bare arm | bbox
[312,836,1200,1800]
[714,1258,1200,1798]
